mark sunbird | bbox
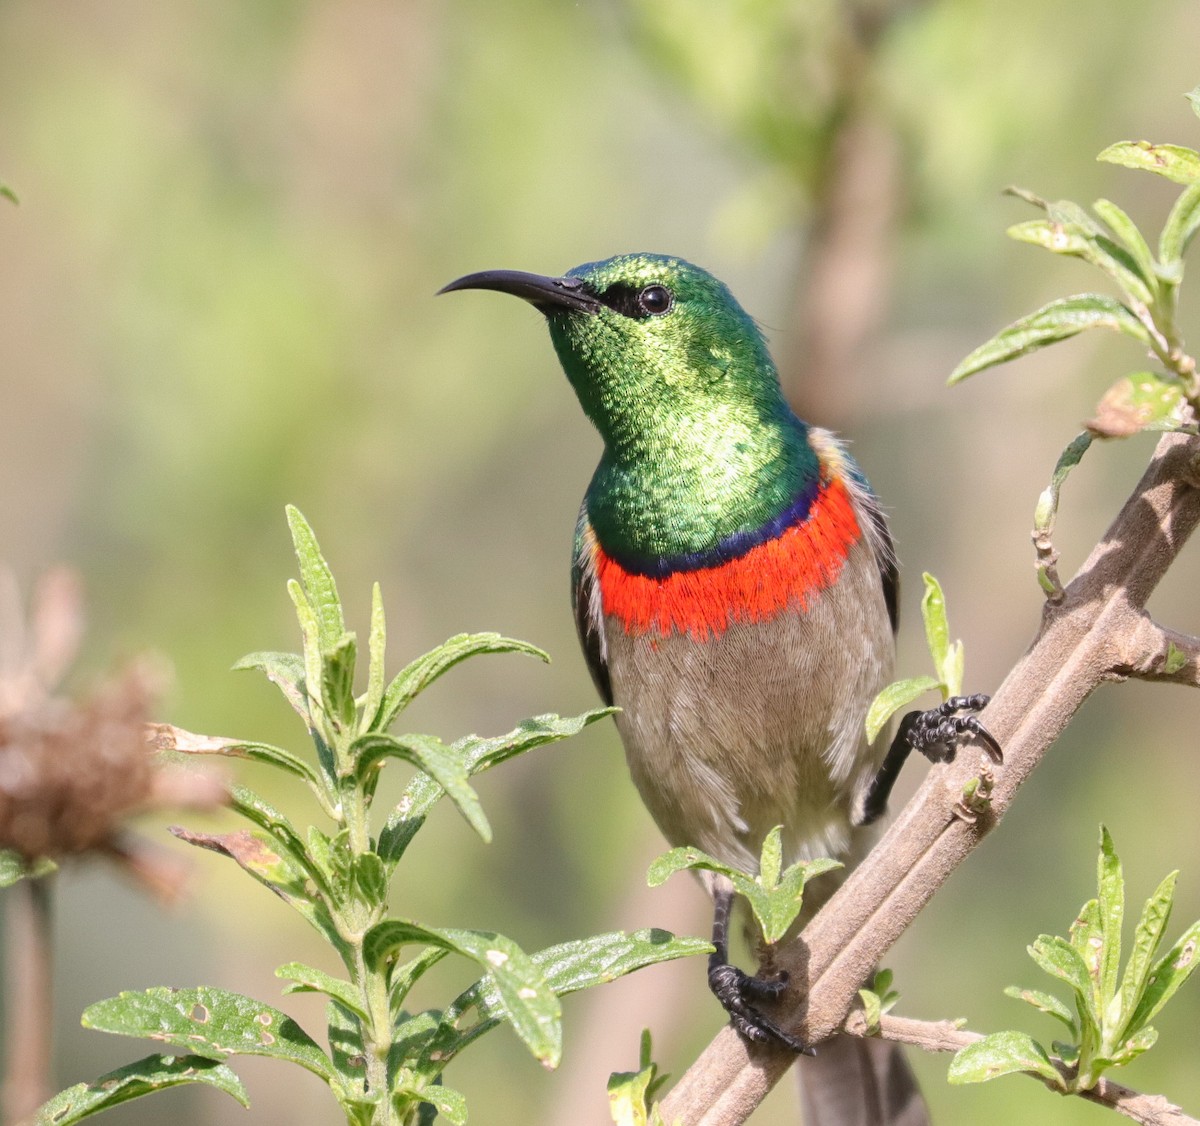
[442,254,996,1125]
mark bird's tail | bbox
[797,1034,930,1126]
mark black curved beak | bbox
[438,269,601,314]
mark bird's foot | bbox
[707,961,811,1053]
[905,694,1002,764]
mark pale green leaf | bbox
[31,1055,248,1124]
[920,573,951,679]
[1127,920,1200,1032]
[363,583,387,734]
[948,1030,1064,1087]
[865,676,940,744]
[1098,140,1200,185]
[1006,221,1155,304]
[1033,433,1093,536]
[286,506,345,650]
[1029,935,1094,1013]
[1096,827,1125,1011]
[950,294,1149,384]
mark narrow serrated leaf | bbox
[1029,935,1094,1012]
[1004,985,1076,1032]
[1099,140,1200,185]
[758,826,783,889]
[1119,870,1176,1036]
[322,634,358,731]
[326,999,370,1106]
[31,1054,248,1124]
[150,723,320,789]
[286,506,345,649]
[373,633,548,731]
[1092,198,1157,289]
[948,1030,1064,1087]
[232,650,310,721]
[363,583,386,734]
[353,731,490,842]
[411,1083,467,1125]
[864,676,939,743]
[364,920,561,1066]
[377,710,610,864]
[1007,221,1155,304]
[288,578,324,715]
[949,294,1150,384]
[1096,827,1125,1011]
[920,573,951,678]
[1127,920,1200,1031]
[276,963,367,1022]
[83,987,335,1084]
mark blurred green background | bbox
[2,2,1199,1123]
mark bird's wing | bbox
[864,500,899,635]
[571,503,613,706]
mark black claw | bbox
[903,694,1002,764]
[707,962,810,1053]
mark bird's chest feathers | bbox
[586,475,863,642]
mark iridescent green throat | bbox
[544,253,819,565]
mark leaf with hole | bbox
[31,1054,248,1124]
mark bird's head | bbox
[440,254,786,457]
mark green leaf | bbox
[949,294,1150,384]
[427,930,710,1071]
[646,842,838,945]
[1098,140,1200,185]
[1117,868,1176,1037]
[389,946,451,1011]
[1003,985,1076,1033]
[1096,827,1125,1014]
[151,723,321,789]
[948,1031,1064,1088]
[232,650,309,721]
[83,987,336,1084]
[372,633,549,732]
[376,710,612,864]
[1164,642,1188,675]
[1086,373,1186,439]
[608,1030,668,1126]
[170,817,345,955]
[364,921,562,1067]
[1187,85,1200,121]
[0,850,56,887]
[351,852,388,910]
[353,731,490,842]
[0,183,18,205]
[409,1083,467,1125]
[276,962,368,1022]
[865,676,940,744]
[1092,198,1157,289]
[31,1055,248,1124]
[1028,935,1094,1014]
[363,583,387,734]
[1162,181,1200,264]
[322,633,358,732]
[920,573,953,689]
[1111,1024,1158,1067]
[326,999,371,1114]
[758,825,783,888]
[287,506,346,650]
[1033,432,1093,537]
[289,578,325,717]
[1126,919,1200,1032]
[1007,221,1155,305]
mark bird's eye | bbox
[638,285,673,316]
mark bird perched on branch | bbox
[442,254,996,1125]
